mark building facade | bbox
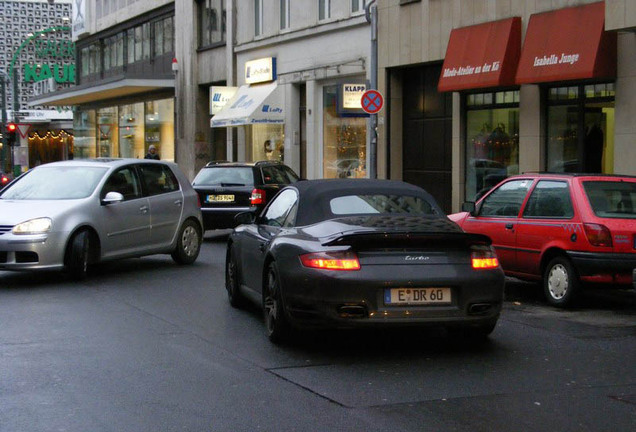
[215,0,371,180]
[32,0,372,182]
[376,0,636,213]
[1,0,74,174]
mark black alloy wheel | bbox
[225,245,244,308]
[263,262,291,344]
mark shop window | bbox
[323,85,367,179]
[250,124,285,163]
[546,83,614,174]
[118,103,144,159]
[465,90,519,201]
[97,107,118,158]
[144,98,175,162]
[73,110,97,159]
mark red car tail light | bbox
[250,188,265,205]
[471,245,500,270]
[300,251,361,271]
[1,175,8,185]
[584,223,613,247]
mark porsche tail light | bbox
[300,251,361,271]
[584,223,612,247]
[471,245,500,270]
[250,188,265,205]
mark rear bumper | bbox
[279,262,505,330]
[567,251,636,285]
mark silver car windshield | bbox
[1,166,109,200]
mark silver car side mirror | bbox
[102,191,124,205]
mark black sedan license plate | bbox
[384,287,452,305]
[206,194,234,203]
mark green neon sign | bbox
[8,26,76,85]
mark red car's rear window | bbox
[583,181,636,219]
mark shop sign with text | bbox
[22,31,76,85]
[210,86,238,115]
[245,57,277,84]
[338,83,369,117]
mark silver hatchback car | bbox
[0,159,203,279]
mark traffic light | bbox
[5,123,17,146]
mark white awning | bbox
[210,82,284,127]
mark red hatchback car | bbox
[449,173,636,307]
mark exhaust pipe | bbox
[468,303,493,314]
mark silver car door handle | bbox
[174,200,182,207]
[140,205,149,214]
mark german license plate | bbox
[207,194,234,203]
[384,287,452,305]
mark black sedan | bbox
[225,179,505,343]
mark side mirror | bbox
[102,191,124,205]
[234,211,256,225]
[462,201,477,216]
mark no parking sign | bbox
[360,89,384,114]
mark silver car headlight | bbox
[12,217,52,235]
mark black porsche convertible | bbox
[225,179,505,343]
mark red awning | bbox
[438,17,521,92]
[516,2,616,84]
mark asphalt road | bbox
[1,230,634,432]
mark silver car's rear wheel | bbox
[171,220,201,264]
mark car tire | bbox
[66,230,90,281]
[263,262,291,344]
[171,220,202,265]
[225,245,244,308]
[543,256,579,308]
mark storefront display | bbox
[72,97,175,161]
[465,91,519,200]
[323,85,366,179]
[546,83,614,174]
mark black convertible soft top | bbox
[289,179,444,226]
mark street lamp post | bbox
[1,71,10,173]
[365,0,378,179]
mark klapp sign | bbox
[342,84,366,109]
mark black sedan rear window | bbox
[329,194,438,216]
[193,167,254,186]
[583,181,636,218]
